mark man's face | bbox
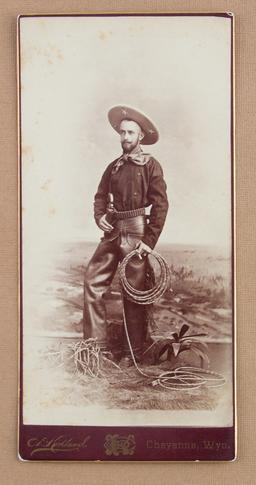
[119,119,144,153]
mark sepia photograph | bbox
[19,13,235,460]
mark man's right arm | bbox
[93,162,113,227]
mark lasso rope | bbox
[119,250,171,304]
[119,250,226,391]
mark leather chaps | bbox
[83,215,150,358]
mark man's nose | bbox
[123,132,130,141]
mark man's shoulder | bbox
[147,155,161,164]
[103,157,120,173]
[146,155,164,173]
[109,156,121,164]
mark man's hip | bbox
[102,214,147,243]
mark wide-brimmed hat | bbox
[108,105,159,145]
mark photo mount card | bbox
[18,12,236,462]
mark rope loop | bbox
[119,250,171,304]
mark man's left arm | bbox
[141,159,169,250]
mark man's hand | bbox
[98,214,114,232]
[135,241,152,259]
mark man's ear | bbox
[139,130,145,141]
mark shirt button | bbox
[138,172,141,176]
[134,192,137,195]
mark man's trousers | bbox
[83,215,149,358]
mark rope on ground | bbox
[47,338,121,378]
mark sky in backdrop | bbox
[20,15,232,252]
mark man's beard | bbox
[121,140,140,154]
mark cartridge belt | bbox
[114,207,146,220]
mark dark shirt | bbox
[93,155,169,249]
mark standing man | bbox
[83,105,169,365]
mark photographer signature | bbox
[27,435,91,456]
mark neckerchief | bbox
[111,148,151,174]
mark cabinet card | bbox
[18,12,236,461]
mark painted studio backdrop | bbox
[20,15,234,427]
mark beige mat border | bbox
[0,1,255,484]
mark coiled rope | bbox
[119,249,171,305]
[118,250,226,391]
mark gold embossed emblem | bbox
[104,434,136,456]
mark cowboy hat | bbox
[108,105,159,145]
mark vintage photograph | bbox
[19,13,235,459]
